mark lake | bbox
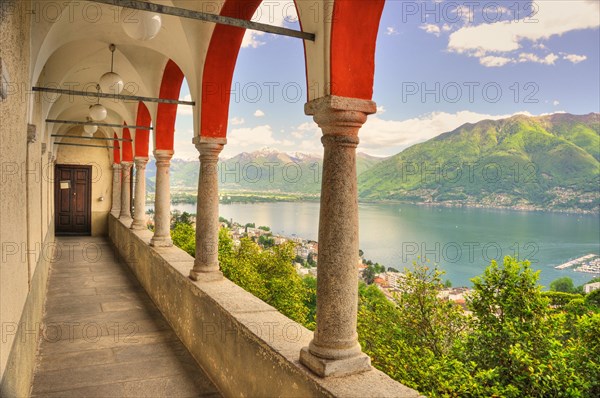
[160,201,600,287]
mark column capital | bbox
[134,157,149,167]
[121,161,133,167]
[305,95,377,116]
[305,95,377,138]
[153,149,174,162]
[193,136,227,155]
[112,163,122,170]
[193,136,226,162]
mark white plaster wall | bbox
[0,0,33,379]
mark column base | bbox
[149,236,173,247]
[300,347,371,378]
[130,220,147,230]
[189,269,223,282]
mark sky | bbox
[173,0,600,159]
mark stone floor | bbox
[30,236,221,398]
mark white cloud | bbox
[357,110,533,156]
[230,116,245,125]
[448,1,599,66]
[376,106,386,114]
[283,111,539,157]
[553,100,560,106]
[241,2,298,48]
[518,52,559,65]
[173,129,197,160]
[563,53,588,64]
[420,24,441,37]
[223,124,296,157]
[456,5,475,24]
[177,94,193,116]
[386,26,399,36]
[479,56,512,67]
[288,122,323,154]
[178,110,554,159]
[254,109,265,117]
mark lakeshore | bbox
[555,254,600,274]
[149,189,600,215]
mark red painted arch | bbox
[113,132,121,164]
[200,0,263,138]
[155,60,185,150]
[330,0,385,100]
[134,102,151,158]
[122,124,133,162]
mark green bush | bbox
[170,221,597,397]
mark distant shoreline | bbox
[359,199,600,216]
[162,193,599,216]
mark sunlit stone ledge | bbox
[108,215,422,398]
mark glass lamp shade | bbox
[99,72,124,95]
[89,104,107,121]
[83,124,98,137]
[122,9,162,41]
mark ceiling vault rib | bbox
[86,0,315,41]
[33,87,195,106]
[47,119,153,130]
[51,134,133,142]
[55,142,116,149]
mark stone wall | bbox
[109,215,421,398]
[1,1,57,395]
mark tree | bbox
[443,279,452,288]
[550,276,575,293]
[258,234,275,248]
[302,276,317,329]
[170,222,195,256]
[585,289,600,309]
[394,263,466,357]
[258,225,270,231]
[363,266,376,285]
[464,256,586,396]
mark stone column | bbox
[47,151,53,226]
[299,96,376,377]
[189,137,226,282]
[131,157,149,230]
[119,161,133,222]
[150,149,174,247]
[111,163,121,216]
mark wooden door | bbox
[55,165,92,235]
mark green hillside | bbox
[358,113,600,212]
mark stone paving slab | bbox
[30,237,221,398]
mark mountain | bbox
[358,113,600,212]
[146,148,386,193]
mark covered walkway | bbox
[30,237,220,398]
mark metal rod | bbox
[86,0,315,41]
[51,134,132,142]
[46,119,153,130]
[55,142,115,149]
[33,87,195,106]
